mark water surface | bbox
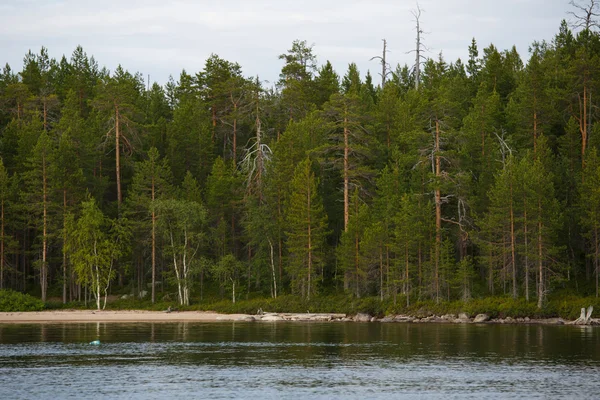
[0,322,598,399]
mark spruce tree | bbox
[284,158,328,299]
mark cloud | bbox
[0,0,572,85]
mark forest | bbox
[1,8,600,312]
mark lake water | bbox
[0,322,599,399]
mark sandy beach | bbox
[0,310,253,323]
[0,310,596,325]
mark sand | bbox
[0,310,252,323]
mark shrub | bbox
[0,290,45,312]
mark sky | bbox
[0,0,575,89]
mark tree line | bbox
[1,10,600,309]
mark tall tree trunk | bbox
[510,179,517,299]
[524,201,530,302]
[63,189,67,304]
[151,174,156,304]
[380,245,384,301]
[405,244,410,306]
[434,120,441,302]
[381,39,388,88]
[233,103,237,163]
[307,176,312,301]
[537,199,544,309]
[533,108,538,154]
[0,199,4,290]
[355,232,360,298]
[414,8,422,90]
[41,151,48,302]
[268,239,277,298]
[343,107,349,232]
[595,227,599,298]
[115,104,122,208]
[581,84,588,168]
[481,104,486,157]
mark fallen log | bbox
[572,306,593,325]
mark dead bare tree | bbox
[568,0,600,31]
[370,39,392,88]
[408,3,429,90]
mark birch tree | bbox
[156,173,206,306]
[67,198,124,310]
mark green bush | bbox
[0,290,45,312]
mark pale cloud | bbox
[0,0,572,87]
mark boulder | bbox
[354,313,373,322]
[524,317,530,322]
[430,316,446,323]
[310,315,332,322]
[260,315,284,322]
[236,316,256,322]
[543,318,564,325]
[453,318,469,323]
[473,313,490,323]
[458,312,470,320]
[381,316,395,323]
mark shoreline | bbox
[0,310,597,325]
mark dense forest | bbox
[1,7,600,311]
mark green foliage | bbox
[285,158,329,299]
[67,198,129,309]
[211,254,243,303]
[0,289,45,311]
[2,25,600,310]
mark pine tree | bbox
[205,157,243,259]
[278,40,317,121]
[22,130,53,301]
[92,66,143,210]
[167,96,213,185]
[320,92,377,232]
[314,61,340,108]
[0,158,8,289]
[337,189,368,297]
[521,141,562,308]
[284,158,329,299]
[126,147,172,303]
[52,131,85,302]
[393,194,421,305]
[580,149,600,296]
[481,156,520,298]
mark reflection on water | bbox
[0,322,599,399]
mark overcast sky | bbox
[0,0,574,88]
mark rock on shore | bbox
[249,311,578,325]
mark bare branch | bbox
[568,0,600,30]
